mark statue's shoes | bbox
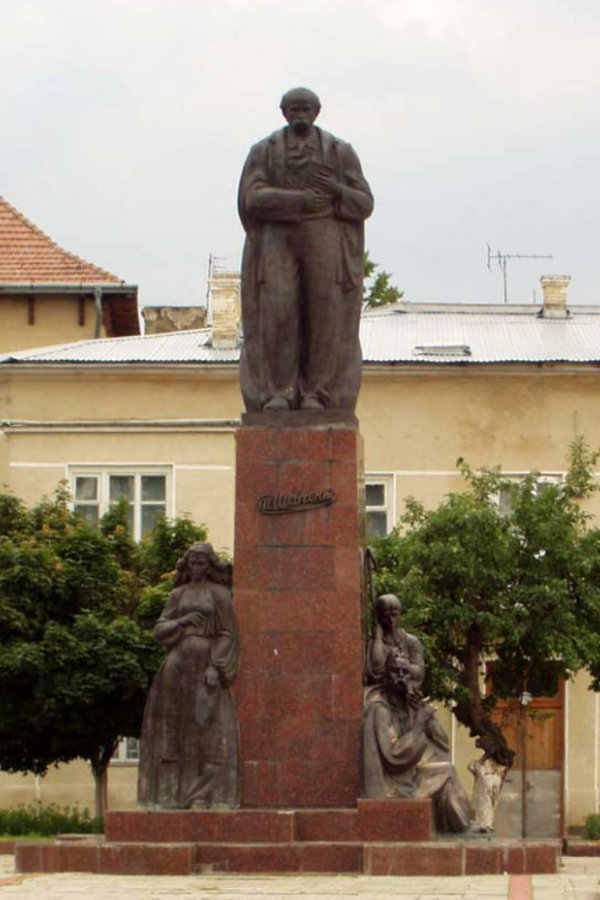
[263,395,290,411]
[300,395,325,410]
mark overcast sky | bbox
[2,0,599,308]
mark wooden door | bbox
[487,663,564,838]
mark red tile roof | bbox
[0,195,123,285]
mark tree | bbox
[363,251,403,308]
[0,487,207,816]
[371,440,600,768]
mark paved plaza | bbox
[1,855,599,900]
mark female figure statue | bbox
[138,543,239,808]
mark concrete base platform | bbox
[15,804,562,876]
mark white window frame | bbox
[495,473,564,516]
[365,474,394,539]
[69,465,173,542]
[111,736,140,766]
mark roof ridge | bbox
[0,194,123,284]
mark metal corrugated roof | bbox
[360,310,600,363]
[2,308,600,366]
[0,329,239,364]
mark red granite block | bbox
[262,510,308,546]
[236,428,280,466]
[330,429,358,459]
[101,843,146,874]
[333,673,364,717]
[334,545,363,593]
[234,546,283,591]
[279,428,331,461]
[0,841,15,854]
[275,760,358,807]
[465,845,502,874]
[305,504,359,548]
[278,547,336,592]
[195,843,299,873]
[15,842,43,872]
[365,843,462,876]
[180,811,295,843]
[294,809,359,842]
[330,460,361,504]
[235,460,280,500]
[357,798,432,842]
[504,844,525,874]
[334,632,364,673]
[233,500,271,547]
[56,843,100,872]
[242,760,281,806]
[298,842,362,872]
[237,716,273,758]
[278,460,331,494]
[260,593,324,631]
[524,842,560,874]
[261,630,335,676]
[106,810,183,842]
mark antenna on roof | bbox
[206,253,227,324]
[486,244,553,303]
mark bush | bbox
[0,803,103,836]
[584,813,600,840]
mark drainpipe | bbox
[94,285,104,338]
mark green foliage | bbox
[139,513,207,583]
[371,437,600,765]
[0,803,102,836]
[564,434,600,499]
[584,813,600,840]
[0,484,207,810]
[363,251,403,308]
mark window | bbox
[70,467,171,541]
[111,737,140,765]
[365,477,393,539]
[497,474,562,517]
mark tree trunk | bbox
[454,625,516,768]
[90,760,109,819]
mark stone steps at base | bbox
[15,838,561,876]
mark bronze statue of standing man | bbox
[238,87,374,413]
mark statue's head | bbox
[384,648,410,697]
[175,542,232,587]
[375,593,401,631]
[280,86,321,135]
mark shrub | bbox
[584,813,600,840]
[0,803,103,836]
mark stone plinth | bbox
[16,806,562,875]
[233,421,365,807]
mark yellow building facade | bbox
[0,207,599,834]
[2,290,600,833]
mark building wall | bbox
[0,295,105,353]
[1,361,600,826]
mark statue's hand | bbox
[179,611,204,628]
[301,189,330,213]
[308,170,342,198]
[416,702,435,725]
[205,665,220,690]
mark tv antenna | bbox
[486,244,553,303]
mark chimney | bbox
[209,271,241,349]
[540,275,571,319]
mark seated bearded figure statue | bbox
[362,594,472,834]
